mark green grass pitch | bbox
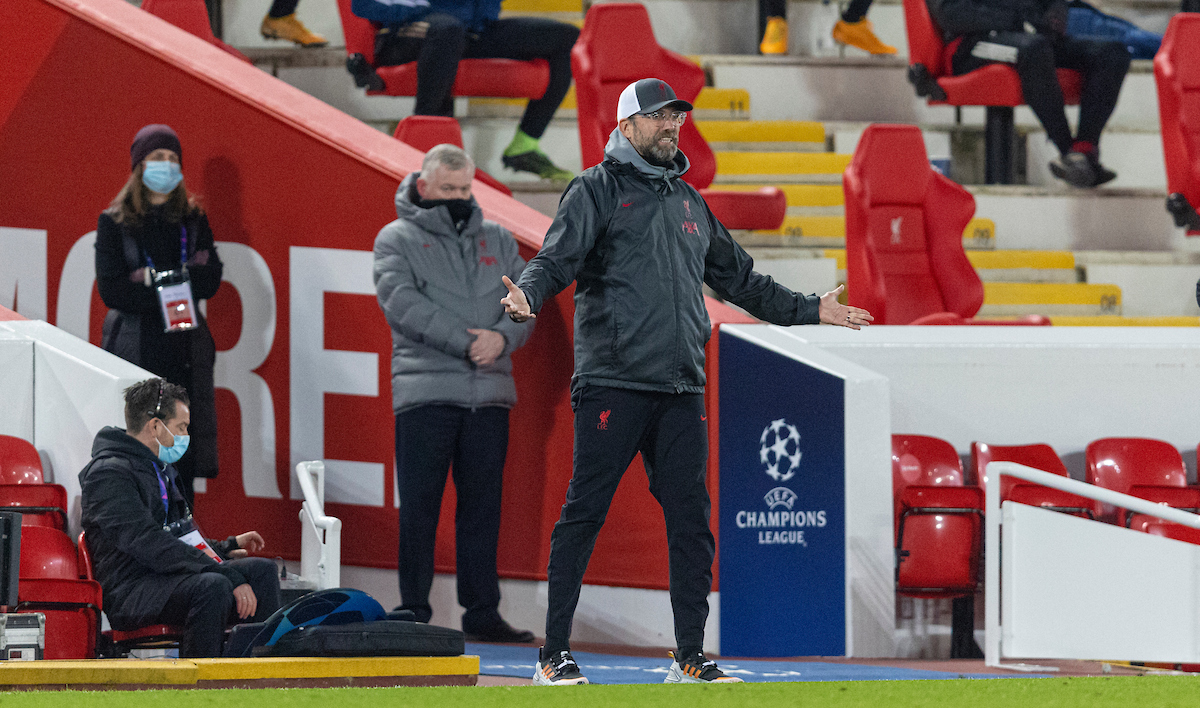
[4,677,1200,708]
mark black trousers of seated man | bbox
[395,405,509,633]
[951,32,1130,156]
[153,557,281,658]
[543,386,714,657]
[374,14,580,139]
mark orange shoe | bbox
[832,18,896,55]
[759,16,788,55]
[260,14,328,48]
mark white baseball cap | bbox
[616,78,694,122]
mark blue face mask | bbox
[142,160,183,195]
[155,421,190,464]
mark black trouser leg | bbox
[464,18,580,139]
[395,405,461,623]
[842,0,874,23]
[1053,37,1130,148]
[222,557,282,622]
[452,407,509,633]
[374,14,466,116]
[268,0,299,18]
[544,387,648,654]
[640,394,713,655]
[157,573,233,658]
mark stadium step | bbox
[978,282,1122,317]
[820,249,1077,284]
[695,120,826,152]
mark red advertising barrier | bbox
[0,0,753,590]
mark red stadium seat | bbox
[902,0,1081,184]
[0,483,68,530]
[1086,437,1199,526]
[0,435,43,484]
[335,0,549,100]
[1155,14,1200,235]
[15,527,101,659]
[571,3,786,231]
[892,435,983,598]
[140,0,252,63]
[971,442,1093,518]
[393,116,513,197]
[78,532,184,653]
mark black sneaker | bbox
[533,649,589,685]
[346,53,385,92]
[1049,152,1096,188]
[664,650,744,683]
[463,619,535,643]
[501,150,573,181]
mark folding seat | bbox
[901,0,1081,184]
[140,0,252,63]
[15,527,101,659]
[1154,14,1200,235]
[0,435,43,484]
[892,435,983,597]
[1086,437,1200,527]
[78,532,184,654]
[335,0,549,100]
[971,442,1092,518]
[571,3,787,231]
[392,116,513,197]
[0,484,68,530]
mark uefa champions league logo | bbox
[759,418,801,482]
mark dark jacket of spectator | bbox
[928,0,1068,40]
[79,426,243,631]
[352,0,501,33]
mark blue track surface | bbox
[467,643,1038,684]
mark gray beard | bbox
[638,138,678,166]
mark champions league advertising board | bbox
[719,330,846,657]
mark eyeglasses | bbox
[638,110,687,126]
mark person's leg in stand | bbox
[221,557,282,622]
[833,0,897,55]
[155,573,234,658]
[759,0,789,55]
[395,405,462,623]
[465,18,579,180]
[261,0,328,47]
[1052,35,1130,185]
[374,14,468,116]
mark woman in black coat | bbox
[95,124,223,506]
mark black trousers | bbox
[154,557,281,658]
[395,405,509,632]
[375,15,579,139]
[952,32,1130,155]
[268,0,299,18]
[544,386,714,655]
[758,0,873,32]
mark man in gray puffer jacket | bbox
[373,144,534,643]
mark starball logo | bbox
[731,418,828,547]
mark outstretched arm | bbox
[819,285,874,329]
[501,275,535,322]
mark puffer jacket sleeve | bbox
[351,0,431,24]
[702,199,820,325]
[374,224,475,359]
[95,213,159,313]
[515,176,608,313]
[927,0,1020,38]
[489,227,533,354]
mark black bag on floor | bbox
[255,620,464,658]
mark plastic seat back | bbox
[1155,14,1200,235]
[392,117,514,197]
[0,436,43,484]
[0,484,69,529]
[902,0,947,78]
[972,442,1067,497]
[1087,437,1188,523]
[338,0,379,64]
[845,125,983,324]
[18,526,79,580]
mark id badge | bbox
[156,275,198,333]
[166,516,223,562]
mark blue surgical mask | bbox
[155,421,190,464]
[142,160,183,195]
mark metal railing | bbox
[295,460,342,590]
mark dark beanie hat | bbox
[130,124,182,170]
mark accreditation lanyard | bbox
[143,225,189,274]
[151,462,170,519]
[146,225,198,333]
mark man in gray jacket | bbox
[374,144,534,643]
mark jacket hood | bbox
[394,172,484,238]
[604,128,690,186]
[86,426,159,470]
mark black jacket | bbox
[927,0,1067,40]
[79,427,243,630]
[516,129,819,395]
[95,206,222,479]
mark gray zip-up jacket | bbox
[516,129,819,395]
[374,173,532,413]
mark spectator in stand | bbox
[759,0,896,55]
[96,125,223,507]
[350,0,578,181]
[79,379,280,658]
[260,0,328,47]
[928,0,1130,187]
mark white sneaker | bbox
[664,651,744,683]
[533,649,589,685]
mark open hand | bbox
[819,285,874,330]
[500,275,535,322]
[467,329,506,367]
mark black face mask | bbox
[421,198,474,231]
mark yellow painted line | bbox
[693,88,750,111]
[501,0,581,12]
[470,84,576,109]
[966,250,1075,270]
[716,184,843,207]
[696,120,825,144]
[1050,316,1200,327]
[963,217,994,242]
[717,152,852,175]
[767,215,845,237]
[984,282,1120,305]
[824,249,847,270]
[191,656,480,681]
[0,659,197,685]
